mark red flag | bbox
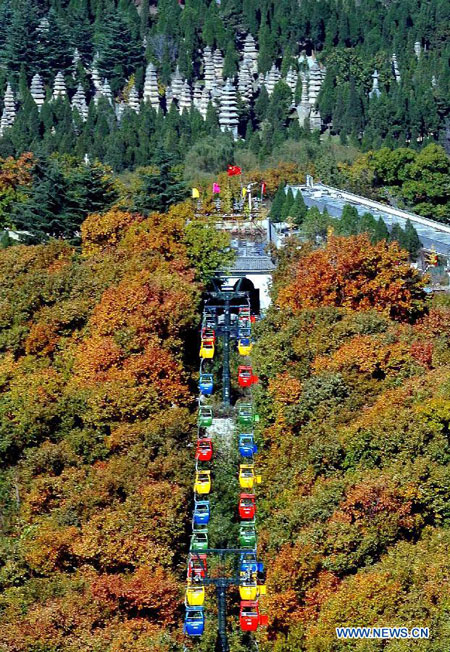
[261,182,266,195]
[227,165,242,176]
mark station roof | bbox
[288,184,450,256]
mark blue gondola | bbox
[239,433,258,458]
[184,606,205,636]
[199,373,214,396]
[240,551,264,577]
[194,499,210,525]
[238,326,252,339]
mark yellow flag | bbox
[192,187,200,198]
[242,187,247,197]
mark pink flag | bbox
[213,182,221,194]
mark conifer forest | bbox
[0,1,449,651]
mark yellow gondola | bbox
[238,338,253,356]
[186,584,205,606]
[200,338,215,359]
[239,464,262,490]
[194,470,211,495]
[239,583,267,600]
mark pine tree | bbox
[266,81,292,138]
[358,211,377,240]
[242,0,258,34]
[0,4,39,77]
[11,157,74,240]
[205,102,219,135]
[140,0,149,37]
[202,5,217,47]
[257,20,275,73]
[35,10,72,81]
[254,86,269,123]
[404,219,422,259]
[390,223,409,250]
[132,150,189,213]
[291,192,308,225]
[91,97,116,161]
[67,7,93,62]
[269,183,286,222]
[317,68,336,126]
[373,217,390,242]
[342,77,364,138]
[0,0,13,54]
[280,188,295,221]
[337,204,359,235]
[223,40,238,78]
[11,155,117,241]
[95,10,143,93]
[302,205,333,241]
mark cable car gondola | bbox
[199,373,214,395]
[239,522,257,548]
[198,406,213,428]
[239,433,258,457]
[190,529,209,552]
[194,470,211,495]
[237,404,259,427]
[184,606,205,636]
[238,338,253,356]
[200,338,215,359]
[196,438,213,462]
[185,584,205,606]
[239,600,268,631]
[239,582,267,600]
[193,499,210,525]
[239,463,262,489]
[238,365,258,388]
[239,551,264,577]
[187,553,207,579]
[239,493,256,519]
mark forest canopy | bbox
[252,234,450,650]
[0,200,232,651]
[0,0,448,175]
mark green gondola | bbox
[198,405,213,428]
[237,403,259,427]
[190,529,209,552]
[239,522,257,548]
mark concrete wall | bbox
[226,274,272,311]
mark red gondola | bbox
[239,600,268,631]
[201,327,216,342]
[238,366,258,388]
[196,438,213,462]
[187,553,207,579]
[239,493,256,520]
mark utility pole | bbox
[222,295,231,405]
[216,582,230,652]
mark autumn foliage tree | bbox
[251,232,450,650]
[275,234,427,322]
[0,201,223,649]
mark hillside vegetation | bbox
[0,203,232,651]
[253,235,450,651]
[1,202,450,650]
[0,0,448,171]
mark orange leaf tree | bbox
[276,234,427,322]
